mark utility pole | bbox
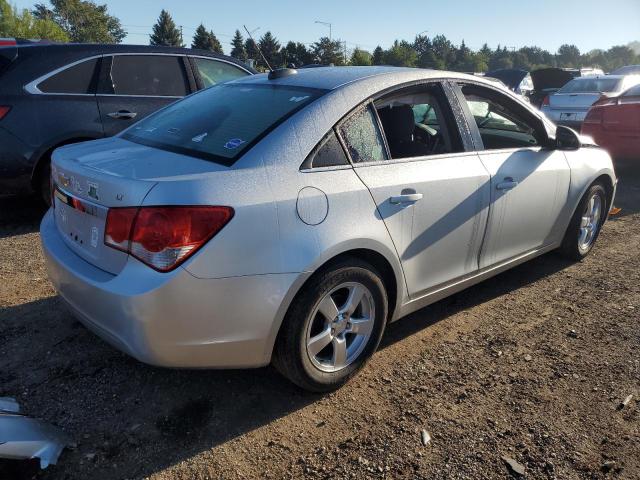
[315,20,332,40]
[180,25,183,46]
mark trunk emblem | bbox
[88,182,99,201]
[58,172,70,188]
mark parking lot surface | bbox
[1,168,639,479]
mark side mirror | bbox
[555,125,581,150]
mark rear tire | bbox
[38,160,51,207]
[273,258,388,392]
[560,182,608,260]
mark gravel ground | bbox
[0,167,638,480]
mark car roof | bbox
[15,43,254,71]
[230,66,484,91]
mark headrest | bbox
[377,105,415,141]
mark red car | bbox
[582,84,640,163]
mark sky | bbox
[13,0,640,55]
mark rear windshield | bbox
[558,78,621,94]
[122,83,324,166]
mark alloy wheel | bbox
[305,282,375,373]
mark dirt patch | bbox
[0,170,638,479]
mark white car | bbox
[541,74,640,128]
[41,67,616,391]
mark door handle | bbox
[496,177,518,190]
[107,110,137,120]
[389,193,423,204]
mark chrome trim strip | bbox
[24,52,251,96]
[24,54,104,95]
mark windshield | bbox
[122,83,325,165]
[558,78,621,94]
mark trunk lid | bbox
[530,68,576,91]
[548,93,604,111]
[51,136,223,274]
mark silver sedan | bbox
[41,67,616,391]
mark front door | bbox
[456,82,570,268]
[97,54,192,137]
[336,83,491,299]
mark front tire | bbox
[273,258,388,392]
[560,182,608,260]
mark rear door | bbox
[341,82,491,299]
[97,54,192,136]
[455,82,570,268]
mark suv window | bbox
[337,106,388,163]
[193,57,248,88]
[375,83,462,159]
[461,85,541,150]
[38,58,99,94]
[110,55,188,97]
[302,130,349,169]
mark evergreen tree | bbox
[281,41,313,67]
[244,37,258,65]
[208,30,223,53]
[383,40,417,67]
[350,47,372,66]
[230,29,247,61]
[258,31,281,68]
[372,46,384,65]
[312,36,344,65]
[191,24,209,49]
[149,9,182,47]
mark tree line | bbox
[1,0,639,73]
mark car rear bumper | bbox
[541,107,587,129]
[40,209,300,368]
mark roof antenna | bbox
[243,25,272,72]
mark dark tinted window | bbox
[193,57,248,87]
[38,58,99,94]
[303,131,349,169]
[111,55,188,96]
[123,83,323,165]
[338,106,388,163]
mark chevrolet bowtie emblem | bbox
[58,172,70,188]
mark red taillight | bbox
[0,38,17,46]
[541,95,550,106]
[104,206,234,272]
[0,106,11,120]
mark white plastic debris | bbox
[0,397,70,469]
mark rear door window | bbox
[110,55,188,97]
[623,84,640,97]
[192,57,248,88]
[123,83,324,165]
[38,58,99,94]
[302,131,349,169]
[337,106,388,163]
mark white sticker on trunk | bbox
[91,226,99,248]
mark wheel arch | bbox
[263,244,406,364]
[30,136,100,191]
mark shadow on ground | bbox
[0,195,46,239]
[0,249,575,479]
